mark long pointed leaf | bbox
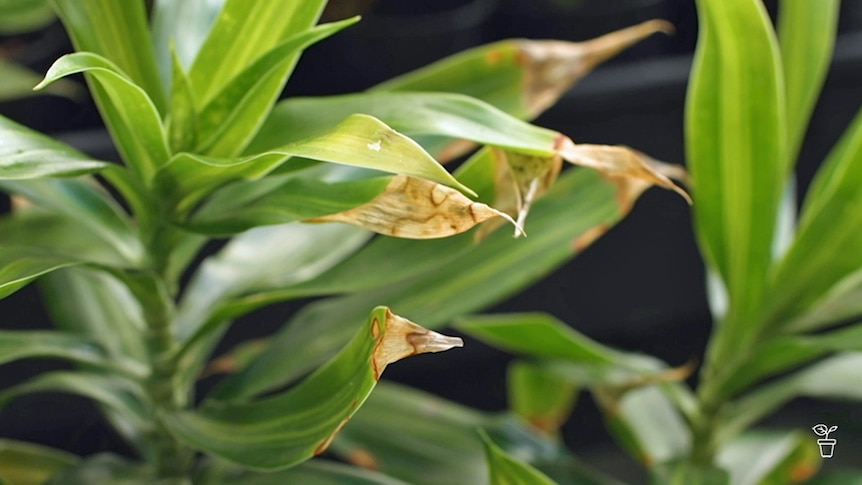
[165,307,461,470]
[687,0,786,365]
[480,429,557,485]
[0,439,78,485]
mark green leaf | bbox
[806,471,862,485]
[778,0,840,162]
[716,430,820,485]
[0,115,109,179]
[456,313,619,365]
[187,0,325,105]
[686,0,787,361]
[723,353,862,441]
[0,439,78,485]
[198,459,410,485]
[196,17,360,157]
[51,0,166,112]
[765,107,862,331]
[649,461,730,485]
[719,324,862,397]
[45,453,158,485]
[480,429,557,485]
[0,177,143,265]
[507,360,578,435]
[332,382,619,485]
[249,92,558,156]
[186,172,390,234]
[165,307,462,470]
[0,0,54,33]
[0,330,136,372]
[36,52,170,181]
[40,268,148,363]
[0,247,81,299]
[373,21,671,121]
[157,114,473,214]
[211,167,629,400]
[167,47,198,153]
[0,372,149,429]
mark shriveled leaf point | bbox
[371,308,463,380]
[557,139,692,210]
[309,175,525,239]
[519,19,673,116]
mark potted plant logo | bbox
[812,423,838,458]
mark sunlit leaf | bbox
[151,0,227,87]
[0,59,83,101]
[52,0,166,111]
[686,0,786,364]
[165,308,461,469]
[36,52,169,181]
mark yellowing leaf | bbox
[309,175,523,239]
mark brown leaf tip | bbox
[371,309,463,380]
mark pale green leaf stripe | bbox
[167,47,198,153]
[197,17,359,157]
[165,307,400,470]
[0,439,79,485]
[0,116,108,179]
[778,0,840,162]
[456,313,618,365]
[210,168,622,400]
[480,430,557,485]
[188,0,325,105]
[151,0,227,89]
[686,0,786,354]
[52,0,166,112]
[158,114,473,214]
[249,92,559,156]
[36,52,169,181]
[765,107,862,329]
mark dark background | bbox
[2,0,862,482]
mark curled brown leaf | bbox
[371,308,463,380]
[308,175,524,239]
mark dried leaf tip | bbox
[372,308,463,380]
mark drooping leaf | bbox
[0,59,82,101]
[0,177,143,265]
[187,0,325,105]
[479,429,557,485]
[716,430,820,485]
[156,114,473,215]
[686,0,787,362]
[0,439,78,485]
[35,52,170,181]
[40,268,148,363]
[210,168,633,400]
[507,360,578,435]
[0,372,149,429]
[196,17,360,157]
[765,107,862,331]
[778,0,840,162]
[373,20,672,121]
[0,115,109,179]
[52,0,166,112]
[0,247,82,299]
[165,308,462,470]
[308,175,522,239]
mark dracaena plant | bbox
[457,0,862,483]
[0,0,690,483]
